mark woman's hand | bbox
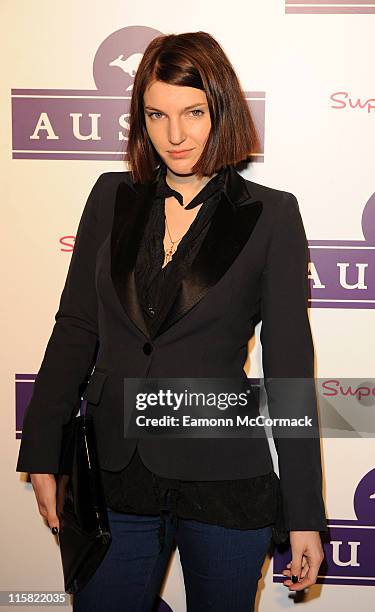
[282,531,324,591]
[30,474,60,533]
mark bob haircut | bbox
[127,31,259,184]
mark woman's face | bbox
[143,80,212,175]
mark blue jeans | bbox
[73,493,272,612]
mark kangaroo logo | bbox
[93,26,161,94]
[108,53,144,90]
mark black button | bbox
[143,342,153,355]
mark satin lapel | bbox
[110,169,263,341]
[110,180,154,339]
[155,188,263,337]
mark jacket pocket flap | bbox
[82,369,108,405]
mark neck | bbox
[165,167,216,193]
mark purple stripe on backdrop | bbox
[244,92,266,98]
[15,374,36,380]
[12,97,128,151]
[309,240,375,246]
[11,89,133,97]
[286,6,375,12]
[11,89,265,161]
[286,0,375,4]
[12,153,128,161]
[307,242,375,307]
[310,301,375,308]
[326,519,371,525]
[274,576,375,586]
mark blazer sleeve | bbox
[16,173,108,474]
[260,192,327,532]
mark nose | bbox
[168,117,186,146]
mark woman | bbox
[16,32,326,611]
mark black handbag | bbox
[55,394,112,594]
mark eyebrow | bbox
[144,102,207,112]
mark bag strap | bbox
[80,398,89,417]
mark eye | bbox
[146,112,164,120]
[189,109,204,117]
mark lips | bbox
[169,149,192,153]
[168,148,194,158]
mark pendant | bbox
[164,245,175,266]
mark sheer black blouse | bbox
[100,164,288,551]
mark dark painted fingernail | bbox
[51,526,59,535]
[291,575,298,583]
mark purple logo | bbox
[11,26,265,162]
[274,469,375,586]
[308,192,375,309]
[285,1,375,14]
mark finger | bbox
[38,503,60,532]
[303,556,321,586]
[283,553,303,588]
[283,563,308,578]
[286,557,321,591]
[300,561,310,580]
[290,548,303,584]
[282,564,305,577]
[282,560,292,575]
[47,512,60,532]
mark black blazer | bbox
[16,166,327,531]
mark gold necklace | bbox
[163,215,185,266]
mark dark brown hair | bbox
[126,31,259,184]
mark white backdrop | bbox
[2,1,374,610]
